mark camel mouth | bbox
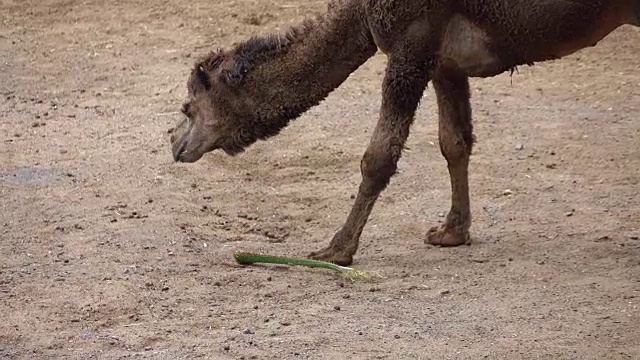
[169,120,205,163]
[172,141,209,163]
[172,137,188,162]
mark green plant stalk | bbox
[234,252,352,271]
[233,252,371,281]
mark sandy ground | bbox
[1,0,639,359]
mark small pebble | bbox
[333,305,341,311]
[243,329,255,335]
[515,143,524,150]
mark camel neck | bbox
[239,0,377,138]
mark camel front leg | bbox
[426,65,473,246]
[309,57,430,266]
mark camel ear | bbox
[220,60,247,87]
[194,65,211,92]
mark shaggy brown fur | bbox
[170,0,639,265]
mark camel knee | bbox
[360,149,397,194]
[439,131,473,166]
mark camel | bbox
[170,0,640,266]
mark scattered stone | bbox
[223,344,230,351]
[333,305,341,311]
[503,189,514,196]
[515,143,524,150]
[243,329,255,335]
[440,289,451,295]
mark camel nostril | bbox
[181,102,190,116]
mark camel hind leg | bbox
[426,62,473,246]
[309,54,431,266]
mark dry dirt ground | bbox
[1,0,639,359]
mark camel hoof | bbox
[308,247,353,266]
[425,225,470,246]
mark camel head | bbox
[170,52,259,163]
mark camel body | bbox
[170,0,639,265]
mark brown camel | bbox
[170,0,640,266]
